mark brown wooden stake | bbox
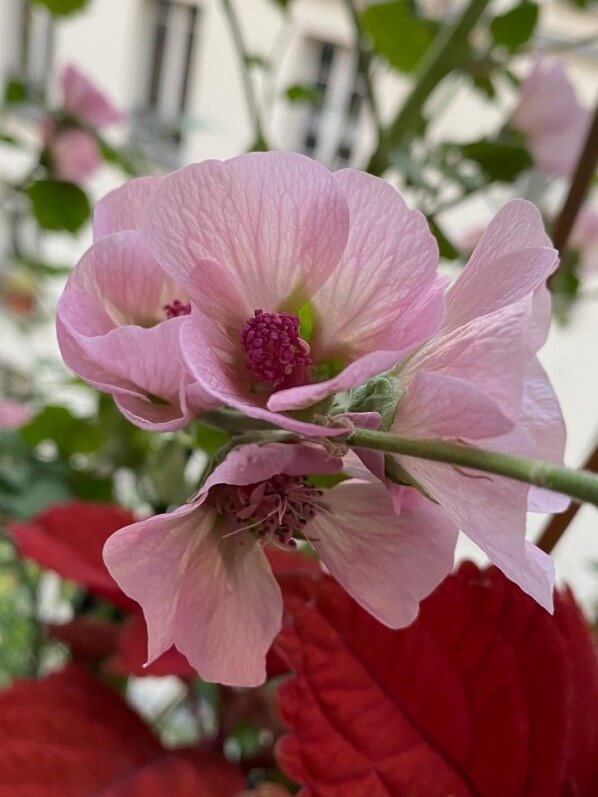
[539,102,598,553]
[537,445,598,553]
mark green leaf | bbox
[245,54,269,69]
[26,180,91,233]
[361,0,435,74]
[4,78,28,105]
[490,1,539,52]
[192,423,230,457]
[285,84,321,105]
[459,138,533,182]
[31,0,88,16]
[20,406,103,457]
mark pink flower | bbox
[138,151,446,436]
[572,206,598,275]
[41,65,124,185]
[382,199,564,611]
[0,400,34,430]
[46,126,102,184]
[103,442,458,686]
[57,177,212,431]
[60,64,125,129]
[512,59,590,178]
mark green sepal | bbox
[347,374,403,430]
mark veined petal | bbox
[405,299,531,421]
[445,200,557,330]
[200,442,342,497]
[521,358,568,513]
[60,231,179,328]
[393,372,514,440]
[311,170,440,357]
[142,152,349,313]
[394,448,554,612]
[308,480,458,628]
[93,176,164,240]
[103,503,282,686]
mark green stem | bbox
[348,428,598,507]
[367,0,493,175]
[220,0,268,150]
[342,0,383,140]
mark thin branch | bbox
[348,428,598,507]
[220,0,268,149]
[537,444,598,554]
[367,0,493,175]
[342,0,383,142]
[551,102,598,254]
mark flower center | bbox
[164,299,191,319]
[240,309,311,388]
[212,474,322,548]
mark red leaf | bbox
[106,613,196,678]
[275,562,598,797]
[48,617,120,663]
[0,665,244,796]
[8,502,136,610]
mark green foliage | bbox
[459,138,533,182]
[4,78,28,105]
[361,0,435,74]
[20,405,104,457]
[285,84,321,105]
[490,1,539,52]
[193,423,230,457]
[26,180,91,233]
[31,0,88,16]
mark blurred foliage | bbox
[31,0,88,16]
[490,1,539,52]
[361,1,436,74]
[26,180,91,233]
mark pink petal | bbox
[200,442,342,496]
[61,64,125,127]
[141,152,349,313]
[393,451,554,611]
[393,372,514,440]
[58,315,192,431]
[93,177,164,240]
[311,170,441,357]
[445,200,557,330]
[308,480,458,628]
[103,503,282,686]
[59,231,180,329]
[50,129,101,185]
[179,314,346,437]
[405,299,531,421]
[268,348,416,413]
[521,358,569,513]
[0,401,34,430]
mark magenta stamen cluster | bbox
[164,300,192,319]
[240,309,311,387]
[213,474,322,547]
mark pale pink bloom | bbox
[512,59,590,178]
[0,400,34,430]
[103,442,458,686]
[382,200,565,612]
[60,64,125,129]
[41,65,124,185]
[571,206,598,275]
[57,177,211,431]
[138,151,446,437]
[46,127,101,184]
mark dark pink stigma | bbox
[164,299,191,319]
[240,309,311,388]
[213,474,322,548]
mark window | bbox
[138,0,199,144]
[9,0,54,97]
[300,40,366,170]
